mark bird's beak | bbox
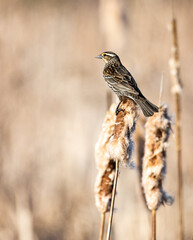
[95,54,102,59]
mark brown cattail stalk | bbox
[99,212,106,240]
[152,209,156,240]
[169,18,183,240]
[142,105,174,240]
[106,158,119,240]
[106,98,139,240]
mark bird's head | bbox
[96,51,120,64]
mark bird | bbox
[96,51,159,117]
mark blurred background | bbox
[0,0,192,239]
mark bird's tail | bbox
[135,97,159,117]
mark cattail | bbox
[142,105,174,210]
[95,99,139,240]
[95,103,116,214]
[169,19,182,95]
[142,105,174,240]
[108,98,139,166]
[169,18,184,240]
[106,98,139,240]
[95,103,116,240]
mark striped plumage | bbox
[96,51,158,117]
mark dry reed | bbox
[169,18,184,240]
[142,105,174,240]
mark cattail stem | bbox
[99,212,106,240]
[106,159,119,240]
[169,18,184,240]
[158,73,164,107]
[175,93,183,240]
[152,209,156,240]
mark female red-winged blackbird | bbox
[96,51,159,117]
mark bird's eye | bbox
[103,53,106,57]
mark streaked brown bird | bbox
[96,51,159,117]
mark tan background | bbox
[0,0,192,239]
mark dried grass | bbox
[169,18,184,240]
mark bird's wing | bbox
[104,65,140,95]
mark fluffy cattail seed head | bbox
[95,104,116,213]
[108,98,139,166]
[95,99,139,212]
[142,105,174,210]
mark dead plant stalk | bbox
[169,18,183,240]
[99,212,106,240]
[152,209,156,240]
[106,159,119,240]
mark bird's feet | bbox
[116,108,124,115]
[115,102,124,115]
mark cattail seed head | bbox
[142,105,174,210]
[95,104,116,213]
[108,99,139,166]
[95,99,139,212]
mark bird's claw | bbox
[115,101,124,115]
[115,107,124,115]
